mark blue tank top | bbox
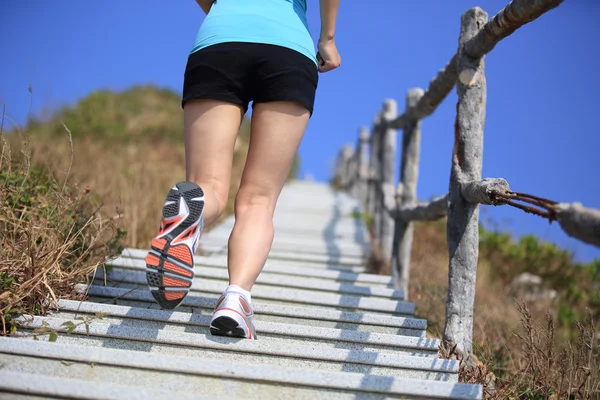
[190,0,317,65]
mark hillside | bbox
[10,85,299,248]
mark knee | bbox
[234,186,276,216]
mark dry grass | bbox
[0,135,124,336]
[23,119,251,249]
[384,219,600,398]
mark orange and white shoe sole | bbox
[145,182,204,309]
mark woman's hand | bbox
[316,38,341,73]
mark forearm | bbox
[195,0,214,14]
[318,0,339,41]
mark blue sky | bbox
[1,0,599,262]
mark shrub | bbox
[0,137,125,335]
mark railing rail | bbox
[331,0,600,364]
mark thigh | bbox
[239,101,310,207]
[251,44,319,116]
[184,99,244,203]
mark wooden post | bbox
[355,126,370,203]
[443,7,488,364]
[367,114,382,232]
[340,145,354,190]
[380,99,398,266]
[391,88,424,297]
[347,152,358,195]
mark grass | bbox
[0,130,124,335]
[364,216,600,398]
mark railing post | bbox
[355,126,369,203]
[340,145,354,190]
[391,88,424,298]
[380,99,398,268]
[443,7,488,364]
[367,114,382,233]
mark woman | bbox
[145,0,341,340]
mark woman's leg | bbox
[184,99,245,225]
[146,99,244,309]
[227,101,310,290]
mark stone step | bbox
[116,253,392,287]
[54,300,436,356]
[247,249,366,267]
[14,315,457,380]
[95,268,413,315]
[0,370,202,400]
[210,221,366,239]
[122,248,368,274]
[197,236,368,258]
[0,338,483,399]
[80,286,427,337]
[108,257,402,299]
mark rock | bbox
[509,272,557,302]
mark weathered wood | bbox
[355,126,370,203]
[392,194,449,221]
[391,89,424,297]
[367,115,382,236]
[443,7,488,365]
[555,202,600,248]
[464,0,564,58]
[380,99,398,266]
[339,145,354,189]
[389,0,562,132]
[461,178,511,204]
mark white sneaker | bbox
[210,290,257,340]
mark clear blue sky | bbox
[1,0,599,262]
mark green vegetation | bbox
[479,224,600,338]
[26,85,184,143]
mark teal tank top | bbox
[190,0,317,65]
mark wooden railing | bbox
[331,0,600,363]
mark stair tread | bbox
[0,337,483,399]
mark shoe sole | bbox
[210,316,248,338]
[145,182,204,310]
[210,307,256,340]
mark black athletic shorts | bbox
[182,42,319,116]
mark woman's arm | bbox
[319,0,339,42]
[317,0,341,73]
[195,0,215,15]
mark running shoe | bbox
[210,290,257,340]
[145,181,204,309]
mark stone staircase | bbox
[0,180,483,399]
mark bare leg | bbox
[227,101,310,291]
[184,100,245,226]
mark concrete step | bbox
[197,236,368,258]
[198,242,367,263]
[122,248,368,274]
[15,315,458,380]
[0,371,202,400]
[79,286,427,337]
[115,253,392,287]
[247,249,366,267]
[95,268,414,315]
[54,300,436,356]
[210,221,367,241]
[0,338,483,399]
[108,257,403,300]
